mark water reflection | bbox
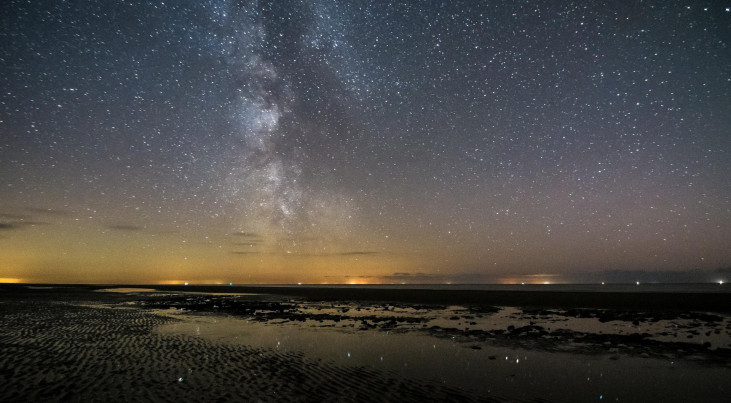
[151,296,731,402]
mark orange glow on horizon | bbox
[156,280,233,285]
[499,275,561,285]
[157,280,188,285]
[346,278,373,285]
[0,278,23,283]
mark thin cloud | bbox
[382,272,441,281]
[232,240,263,246]
[0,223,19,230]
[232,231,259,237]
[279,251,379,257]
[106,224,145,231]
[0,221,49,231]
[231,251,260,255]
[335,251,378,256]
[25,207,70,216]
[0,213,29,220]
[280,236,319,243]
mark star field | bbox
[1,1,729,284]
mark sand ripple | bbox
[0,300,489,402]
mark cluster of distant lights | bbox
[181,282,235,286]
[179,282,304,285]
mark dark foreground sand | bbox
[1,285,729,402]
[0,296,477,401]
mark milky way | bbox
[0,1,729,284]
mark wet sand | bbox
[1,284,729,401]
[0,288,477,402]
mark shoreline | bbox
[140,284,731,312]
[2,283,731,312]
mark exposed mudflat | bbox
[0,300,480,401]
[1,285,730,402]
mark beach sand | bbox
[1,285,729,401]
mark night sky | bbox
[1,1,730,284]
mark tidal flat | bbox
[1,285,729,402]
